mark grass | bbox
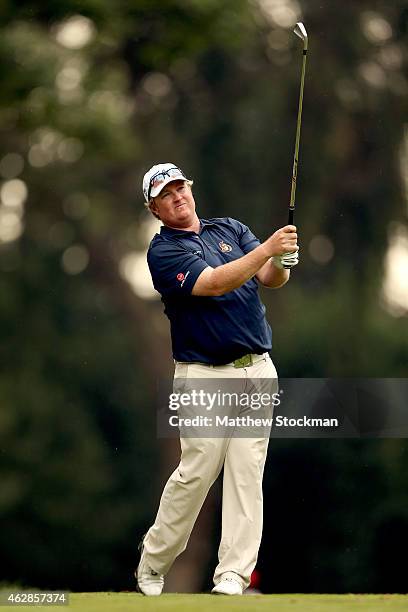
[4,593,403,612]
[1,591,407,611]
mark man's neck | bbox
[164,215,200,233]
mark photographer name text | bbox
[168,415,339,428]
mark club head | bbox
[294,22,308,49]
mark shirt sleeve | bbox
[229,219,261,254]
[147,240,209,297]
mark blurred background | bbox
[1,0,407,595]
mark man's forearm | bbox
[192,225,298,296]
[256,259,290,288]
[193,244,270,296]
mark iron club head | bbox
[294,22,308,49]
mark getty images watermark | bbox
[157,378,408,438]
[167,389,338,430]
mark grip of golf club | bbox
[284,208,295,269]
[288,208,294,225]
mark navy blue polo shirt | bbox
[147,217,272,365]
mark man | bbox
[136,163,298,596]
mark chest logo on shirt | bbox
[219,241,232,253]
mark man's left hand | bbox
[272,250,299,269]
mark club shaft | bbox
[288,48,307,224]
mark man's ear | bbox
[149,199,161,220]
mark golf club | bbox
[288,21,308,226]
[283,22,308,269]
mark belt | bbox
[231,352,267,368]
[175,352,269,369]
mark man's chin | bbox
[175,206,193,219]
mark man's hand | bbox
[272,250,299,269]
[261,225,298,257]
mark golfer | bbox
[136,163,299,596]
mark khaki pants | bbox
[143,353,278,590]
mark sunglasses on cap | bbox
[147,166,185,201]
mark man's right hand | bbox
[262,225,298,257]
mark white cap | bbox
[142,163,190,202]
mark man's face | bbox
[150,180,196,228]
